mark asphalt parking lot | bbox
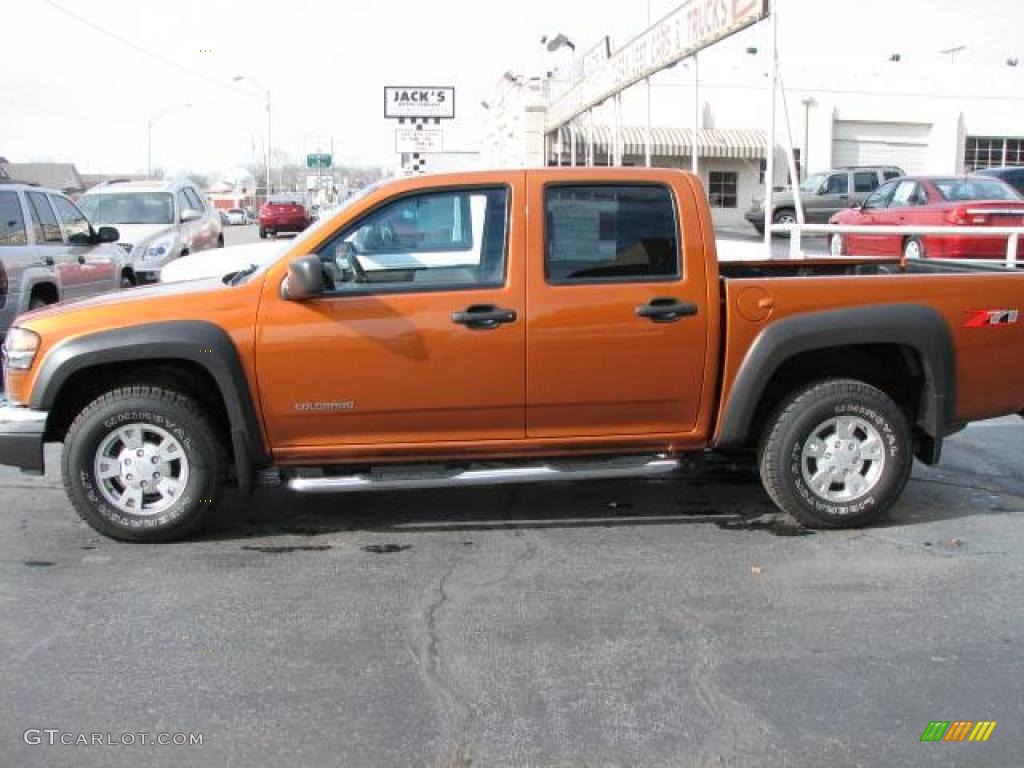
[1,416,1021,767]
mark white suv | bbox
[78,178,223,283]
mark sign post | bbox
[384,86,455,175]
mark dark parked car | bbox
[745,165,904,234]
[973,166,1024,196]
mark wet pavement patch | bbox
[241,545,332,554]
[362,544,412,554]
[715,516,814,537]
[24,560,55,567]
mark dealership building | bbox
[481,1,1024,229]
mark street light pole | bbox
[234,75,272,200]
[146,103,190,179]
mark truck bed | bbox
[718,256,1023,280]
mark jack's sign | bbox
[547,0,769,130]
[384,87,456,119]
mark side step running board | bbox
[287,456,680,494]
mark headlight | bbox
[143,234,178,261]
[2,327,41,370]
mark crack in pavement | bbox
[418,560,476,768]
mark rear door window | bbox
[545,185,679,283]
[853,172,880,193]
[26,192,64,243]
[0,191,28,246]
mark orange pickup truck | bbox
[2,168,1022,542]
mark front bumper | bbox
[0,403,48,474]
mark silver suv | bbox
[745,165,905,234]
[78,178,223,283]
[0,182,125,341]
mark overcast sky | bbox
[1,0,1020,179]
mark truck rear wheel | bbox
[759,379,913,528]
[61,386,227,542]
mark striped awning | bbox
[558,126,767,160]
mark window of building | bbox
[317,186,508,294]
[26,191,63,243]
[0,191,27,246]
[708,171,739,208]
[965,136,1024,170]
[545,185,678,283]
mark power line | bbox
[0,97,127,125]
[41,0,240,95]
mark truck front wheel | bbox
[759,379,913,528]
[61,386,228,542]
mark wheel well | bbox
[748,344,924,447]
[45,360,232,454]
[30,282,59,305]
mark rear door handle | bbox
[451,304,517,330]
[636,298,699,323]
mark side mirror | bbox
[96,225,120,243]
[180,208,201,223]
[281,255,325,300]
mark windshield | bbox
[934,178,1021,202]
[800,172,828,193]
[79,192,175,224]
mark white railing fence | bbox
[770,224,1023,268]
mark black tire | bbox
[903,237,925,260]
[217,235,225,248]
[259,227,267,239]
[772,208,797,239]
[120,271,136,289]
[759,379,913,529]
[28,294,50,310]
[61,386,228,543]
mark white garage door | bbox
[832,121,932,174]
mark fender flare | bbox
[31,320,268,487]
[714,304,956,462]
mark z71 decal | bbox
[963,309,1019,328]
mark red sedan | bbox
[259,197,310,239]
[829,176,1024,259]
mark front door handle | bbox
[636,298,698,323]
[451,304,517,330]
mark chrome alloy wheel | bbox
[903,239,923,259]
[93,424,189,516]
[800,416,886,503]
